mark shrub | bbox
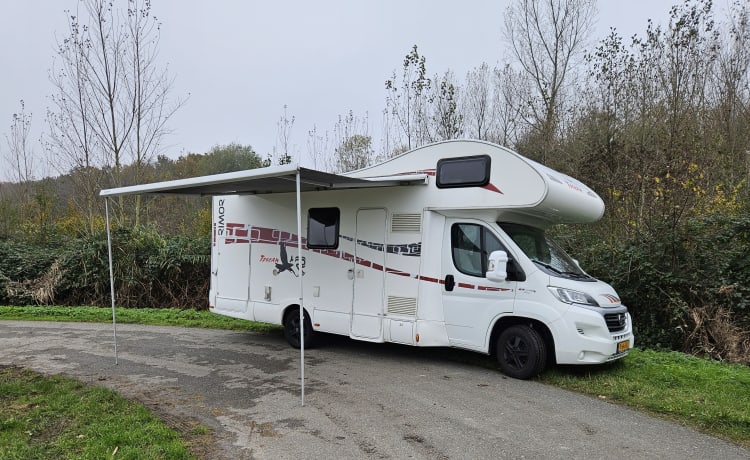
[0,227,210,309]
[564,214,750,362]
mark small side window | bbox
[436,155,491,188]
[307,208,340,249]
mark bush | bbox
[566,214,750,362]
[0,227,210,309]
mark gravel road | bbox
[0,320,746,459]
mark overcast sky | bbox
[0,0,678,181]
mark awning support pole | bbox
[105,198,118,365]
[296,168,305,406]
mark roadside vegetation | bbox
[0,365,200,459]
[0,305,280,332]
[540,349,750,448]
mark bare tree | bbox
[306,125,331,171]
[430,70,463,141]
[3,100,36,226]
[46,5,102,232]
[464,63,495,141]
[385,45,432,152]
[493,64,533,147]
[503,0,597,162]
[45,0,182,229]
[124,0,184,226]
[333,111,375,172]
[270,105,295,165]
[4,101,35,189]
[712,0,750,181]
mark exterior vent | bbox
[387,296,417,317]
[391,213,422,233]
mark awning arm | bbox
[296,168,305,406]
[105,198,118,365]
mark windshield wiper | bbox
[533,260,591,279]
[531,259,562,274]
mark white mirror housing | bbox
[486,250,508,282]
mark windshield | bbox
[499,222,591,280]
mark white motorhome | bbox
[102,139,633,379]
[209,140,632,379]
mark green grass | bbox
[1,306,749,450]
[0,365,199,459]
[539,349,750,448]
[0,305,281,332]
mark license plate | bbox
[617,340,630,353]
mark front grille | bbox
[604,312,627,332]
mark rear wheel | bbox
[283,307,316,349]
[496,325,546,379]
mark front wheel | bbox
[496,325,547,379]
[283,307,316,349]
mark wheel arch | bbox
[282,303,311,324]
[488,316,556,365]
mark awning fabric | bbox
[100,164,427,197]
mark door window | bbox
[307,208,340,249]
[451,223,505,277]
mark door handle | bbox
[347,268,354,280]
[444,274,455,292]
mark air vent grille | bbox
[604,313,627,332]
[387,296,417,317]
[391,213,422,233]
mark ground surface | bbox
[1,320,748,459]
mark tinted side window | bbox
[436,155,491,188]
[307,208,340,249]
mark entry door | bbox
[351,208,386,339]
[215,236,250,312]
[441,220,516,350]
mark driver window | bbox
[452,224,483,276]
[451,224,507,277]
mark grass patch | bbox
[0,305,281,333]
[539,349,750,448]
[0,365,197,459]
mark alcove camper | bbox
[103,140,633,379]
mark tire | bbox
[283,307,316,349]
[496,324,547,379]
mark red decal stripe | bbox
[482,183,503,194]
[419,276,439,283]
[223,225,509,293]
[386,268,411,277]
[478,286,511,292]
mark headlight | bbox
[548,287,598,306]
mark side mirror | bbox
[486,250,508,282]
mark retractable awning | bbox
[100,163,428,197]
[100,164,428,405]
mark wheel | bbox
[283,307,316,349]
[496,325,547,379]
